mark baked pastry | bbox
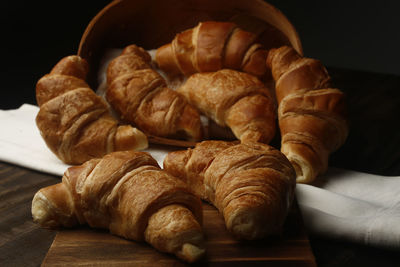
[35,55,148,165]
[230,14,292,53]
[177,69,276,144]
[267,46,348,183]
[155,21,269,79]
[164,141,296,240]
[106,44,203,141]
[32,150,205,263]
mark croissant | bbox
[164,141,296,240]
[35,55,148,165]
[155,21,269,79]
[106,44,203,141]
[31,150,205,263]
[177,69,276,144]
[266,46,349,183]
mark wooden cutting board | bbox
[41,200,316,266]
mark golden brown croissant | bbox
[164,141,296,240]
[106,45,203,141]
[267,46,349,183]
[230,14,292,54]
[177,69,276,144]
[31,150,205,263]
[35,55,148,165]
[155,21,269,79]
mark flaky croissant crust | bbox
[164,141,296,240]
[106,45,203,141]
[35,55,148,165]
[267,46,349,183]
[155,21,270,79]
[32,151,205,263]
[177,69,277,144]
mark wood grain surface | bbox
[0,163,58,266]
[41,201,315,267]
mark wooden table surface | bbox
[1,67,400,266]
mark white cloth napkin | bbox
[0,104,70,175]
[297,169,400,250]
[1,104,400,250]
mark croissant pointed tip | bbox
[227,208,269,240]
[177,243,206,263]
[32,192,50,224]
[31,183,78,229]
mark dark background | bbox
[2,1,400,109]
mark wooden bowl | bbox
[77,0,302,147]
[78,0,302,88]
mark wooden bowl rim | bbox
[77,0,303,58]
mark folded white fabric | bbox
[297,168,400,250]
[0,104,69,176]
[1,104,400,250]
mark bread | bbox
[106,45,203,141]
[230,14,292,53]
[164,141,296,240]
[267,46,349,183]
[177,69,276,144]
[155,21,269,79]
[35,55,148,165]
[31,150,205,263]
